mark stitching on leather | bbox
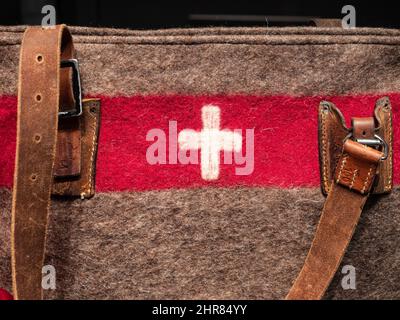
[385,111,393,191]
[336,155,347,183]
[85,105,97,196]
[320,110,330,193]
[349,169,359,190]
[361,166,374,194]
[81,103,97,199]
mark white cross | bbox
[178,105,242,180]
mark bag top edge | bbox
[3,25,400,46]
[2,25,400,37]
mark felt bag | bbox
[0,24,398,300]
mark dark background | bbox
[1,0,400,29]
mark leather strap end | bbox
[12,25,74,300]
[335,140,383,194]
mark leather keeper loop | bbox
[334,140,383,194]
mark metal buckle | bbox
[59,59,82,118]
[344,133,388,161]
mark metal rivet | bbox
[321,102,330,113]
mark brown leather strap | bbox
[352,117,375,140]
[286,139,383,300]
[12,25,75,300]
[319,99,393,196]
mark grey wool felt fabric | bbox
[2,26,400,96]
[0,187,399,300]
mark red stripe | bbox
[0,288,13,300]
[0,94,399,191]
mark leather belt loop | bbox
[12,25,75,300]
[286,139,384,300]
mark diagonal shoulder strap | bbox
[12,25,75,300]
[286,138,384,299]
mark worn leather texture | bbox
[12,25,75,300]
[352,117,375,140]
[335,140,382,194]
[54,117,82,178]
[52,99,101,199]
[318,97,393,195]
[287,141,383,299]
[12,26,101,300]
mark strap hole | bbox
[35,94,42,102]
[362,130,367,136]
[33,134,42,143]
[90,107,97,113]
[30,174,38,182]
[36,55,43,63]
